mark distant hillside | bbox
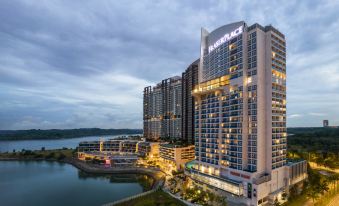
[0,128,143,141]
[287,127,339,153]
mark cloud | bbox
[0,0,339,129]
[309,112,326,117]
[288,114,303,119]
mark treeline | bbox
[287,127,339,153]
[0,128,143,141]
[288,127,339,137]
[0,148,76,161]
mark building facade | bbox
[182,59,199,145]
[323,120,329,127]
[137,142,160,157]
[79,140,139,154]
[143,76,182,140]
[159,144,195,170]
[186,21,304,205]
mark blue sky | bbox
[1,0,339,129]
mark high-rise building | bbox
[182,59,199,144]
[323,120,329,127]
[143,76,182,140]
[185,21,306,205]
[143,85,161,139]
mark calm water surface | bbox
[0,134,140,152]
[0,161,146,206]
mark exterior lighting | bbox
[208,25,244,53]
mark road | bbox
[309,162,339,174]
[327,193,339,206]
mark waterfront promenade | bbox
[0,155,166,190]
[65,158,166,188]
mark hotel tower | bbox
[186,21,307,205]
[143,76,182,140]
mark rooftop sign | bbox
[208,25,244,53]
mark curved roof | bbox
[207,21,245,46]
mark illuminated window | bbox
[247,77,252,84]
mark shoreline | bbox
[0,157,165,190]
[0,133,142,141]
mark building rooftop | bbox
[160,144,194,148]
[286,159,307,165]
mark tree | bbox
[46,152,55,159]
[289,184,299,200]
[307,188,319,204]
[332,174,339,192]
[307,190,319,204]
[318,181,329,195]
[57,153,66,160]
[324,158,335,169]
[215,195,227,206]
[273,198,281,206]
[315,156,324,166]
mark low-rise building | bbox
[78,139,159,158]
[286,160,308,186]
[102,140,121,152]
[137,142,160,157]
[185,159,307,205]
[159,144,195,170]
[78,141,101,152]
[121,140,139,153]
[78,139,139,153]
[78,151,138,167]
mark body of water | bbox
[0,161,147,206]
[0,134,139,152]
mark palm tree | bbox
[335,174,339,192]
[318,181,329,195]
[307,188,319,204]
[329,174,339,192]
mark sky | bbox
[0,0,339,130]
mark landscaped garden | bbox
[115,189,186,206]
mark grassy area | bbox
[0,148,75,160]
[115,189,186,206]
[285,193,308,206]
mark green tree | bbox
[318,181,329,195]
[46,152,55,159]
[315,156,324,166]
[57,153,66,160]
[324,158,335,169]
[307,188,319,204]
[289,184,299,200]
[273,198,281,206]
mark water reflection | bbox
[0,161,145,206]
[77,171,154,191]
